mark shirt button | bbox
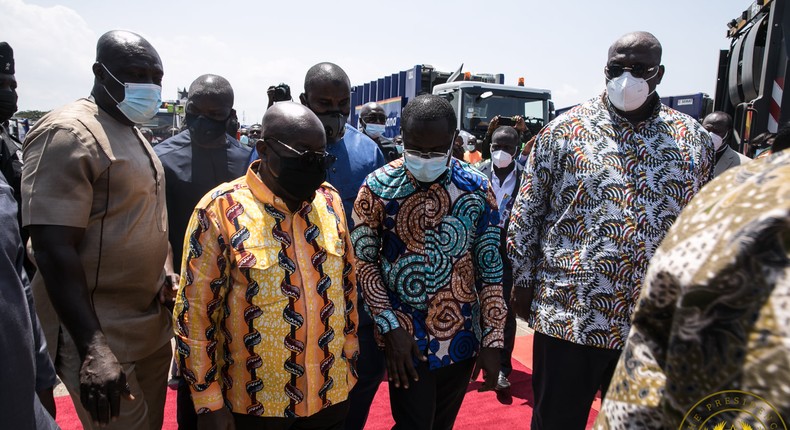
[275,197,282,203]
[332,168,337,173]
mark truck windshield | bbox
[141,110,178,141]
[461,92,545,136]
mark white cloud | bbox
[1,0,95,111]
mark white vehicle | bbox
[433,80,553,139]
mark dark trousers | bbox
[177,379,197,429]
[389,358,475,430]
[500,282,517,376]
[233,401,348,430]
[530,331,621,430]
[344,324,387,430]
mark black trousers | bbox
[500,281,517,376]
[530,331,621,430]
[344,324,387,430]
[389,358,475,430]
[177,379,197,429]
[233,401,348,430]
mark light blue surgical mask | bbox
[403,146,452,182]
[364,123,386,139]
[101,63,162,124]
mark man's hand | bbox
[511,287,535,321]
[383,327,426,389]
[197,408,235,430]
[521,136,536,157]
[37,387,56,419]
[486,115,501,136]
[514,115,527,133]
[79,341,134,426]
[475,347,502,391]
[159,273,179,310]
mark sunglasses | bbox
[605,64,659,79]
[263,137,336,169]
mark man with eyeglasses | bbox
[154,74,250,429]
[358,102,400,162]
[175,102,359,430]
[352,94,506,429]
[507,31,714,430]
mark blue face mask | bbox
[101,63,162,124]
[364,123,386,139]
[403,145,452,182]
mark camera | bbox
[267,83,292,107]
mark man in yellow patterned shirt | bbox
[175,102,359,430]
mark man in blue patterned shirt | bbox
[507,32,714,430]
[352,95,506,430]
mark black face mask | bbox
[185,113,228,146]
[0,90,18,122]
[273,154,328,202]
[315,111,347,143]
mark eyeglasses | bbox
[361,114,387,124]
[263,137,336,169]
[605,64,659,79]
[403,148,450,159]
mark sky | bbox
[2,0,751,125]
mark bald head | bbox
[262,102,326,149]
[304,62,350,94]
[92,30,162,125]
[608,31,662,64]
[188,74,234,107]
[702,111,733,138]
[96,30,160,65]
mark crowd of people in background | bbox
[1,26,789,430]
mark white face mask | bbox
[491,150,513,168]
[709,130,725,151]
[606,70,657,112]
[464,143,476,152]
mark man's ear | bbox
[92,62,105,81]
[655,65,665,86]
[255,138,267,161]
[299,93,308,106]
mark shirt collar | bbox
[245,160,303,213]
[492,165,518,187]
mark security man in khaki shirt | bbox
[22,30,174,430]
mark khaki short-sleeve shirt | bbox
[22,98,171,363]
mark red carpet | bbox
[55,334,599,429]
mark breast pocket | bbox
[234,246,289,307]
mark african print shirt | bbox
[174,161,359,418]
[352,158,507,370]
[507,93,714,350]
[594,152,790,429]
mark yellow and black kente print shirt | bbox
[174,161,359,418]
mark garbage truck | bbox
[350,64,553,140]
[714,0,790,152]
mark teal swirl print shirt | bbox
[351,158,506,370]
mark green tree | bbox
[15,110,50,121]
